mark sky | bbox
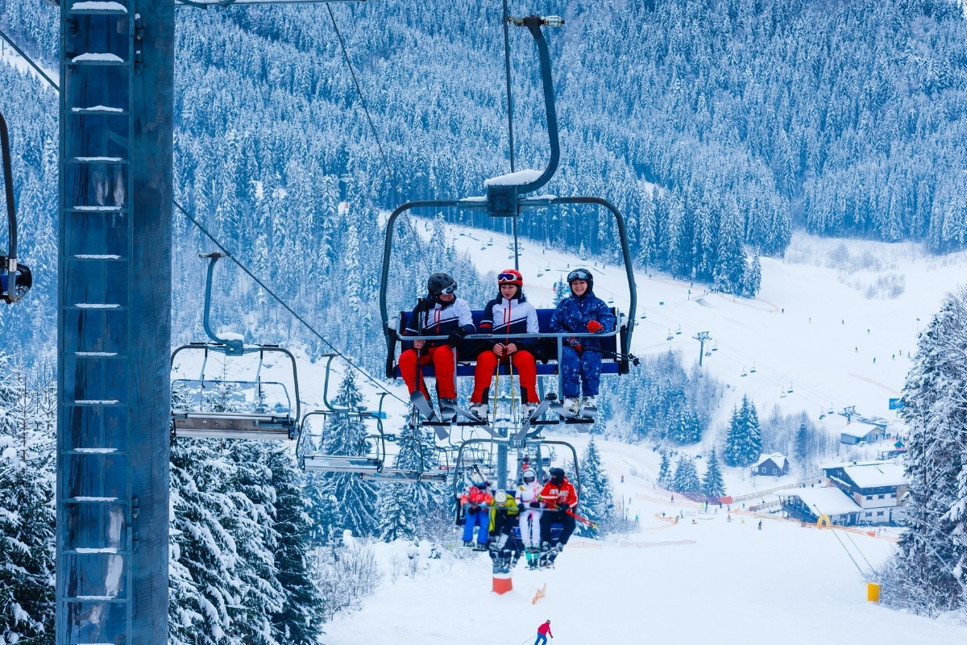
[315,227,967,645]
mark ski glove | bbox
[586,320,604,333]
[565,337,582,353]
[448,327,468,345]
[529,501,541,508]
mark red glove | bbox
[566,338,582,353]
[587,320,604,333]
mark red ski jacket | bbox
[538,478,577,510]
[537,621,553,636]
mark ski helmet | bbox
[497,268,523,287]
[427,272,457,297]
[522,468,537,483]
[495,490,508,505]
[567,267,593,292]
[549,467,565,483]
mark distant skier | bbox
[534,619,553,645]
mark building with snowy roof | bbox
[780,486,862,526]
[753,453,789,477]
[838,420,886,445]
[823,461,908,526]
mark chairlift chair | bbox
[170,253,301,440]
[379,15,638,433]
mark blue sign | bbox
[888,398,904,410]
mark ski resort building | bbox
[779,461,908,527]
[838,420,887,445]
[753,453,789,477]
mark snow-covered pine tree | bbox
[657,451,672,489]
[224,442,284,645]
[0,361,55,645]
[311,372,379,542]
[266,444,325,644]
[669,402,702,444]
[169,439,245,645]
[723,395,761,467]
[701,448,726,500]
[377,421,448,542]
[888,287,967,614]
[671,455,700,495]
[577,437,615,536]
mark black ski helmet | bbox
[549,467,565,483]
[427,272,457,297]
[567,267,593,292]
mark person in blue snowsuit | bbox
[549,268,615,416]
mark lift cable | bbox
[325,3,404,205]
[5,11,410,406]
[174,198,409,407]
[0,26,60,91]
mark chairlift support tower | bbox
[54,1,366,643]
[56,3,173,644]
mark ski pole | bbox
[567,508,598,530]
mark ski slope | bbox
[315,230,967,644]
[322,437,966,645]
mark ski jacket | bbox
[402,296,474,351]
[478,293,540,354]
[459,485,493,508]
[538,477,578,511]
[538,622,553,636]
[515,480,541,506]
[548,290,615,353]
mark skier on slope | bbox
[534,619,553,645]
[538,467,578,555]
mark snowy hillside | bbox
[322,437,966,645]
[312,231,967,644]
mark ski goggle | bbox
[567,269,591,283]
[523,474,535,482]
[497,272,521,283]
[438,284,457,295]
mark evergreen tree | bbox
[723,396,761,467]
[577,437,615,536]
[669,403,703,445]
[701,448,726,500]
[889,287,967,614]
[0,362,55,645]
[378,421,448,542]
[312,372,379,542]
[268,445,325,644]
[656,451,672,489]
[671,455,700,495]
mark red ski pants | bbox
[471,350,539,404]
[399,345,457,400]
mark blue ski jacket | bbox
[548,290,616,353]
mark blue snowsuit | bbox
[549,289,616,398]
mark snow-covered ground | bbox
[322,437,965,645]
[314,230,967,644]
